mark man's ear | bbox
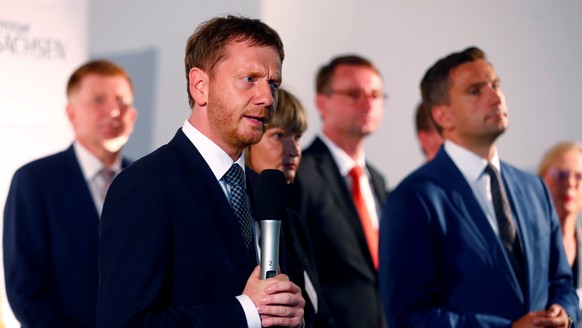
[315,93,328,119]
[432,104,453,131]
[189,67,209,107]
[65,103,75,123]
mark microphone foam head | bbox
[256,169,287,221]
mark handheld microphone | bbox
[256,169,287,279]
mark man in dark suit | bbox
[3,60,137,327]
[96,16,304,327]
[295,55,388,328]
[380,46,579,327]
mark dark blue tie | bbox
[224,164,257,267]
[485,163,525,288]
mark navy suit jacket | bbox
[295,137,387,328]
[97,129,265,327]
[3,145,130,327]
[379,147,579,327]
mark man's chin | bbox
[103,136,129,153]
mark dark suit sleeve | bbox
[379,185,514,327]
[3,168,66,326]
[97,169,247,327]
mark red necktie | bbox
[349,166,379,269]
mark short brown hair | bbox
[315,54,381,94]
[66,59,132,97]
[184,15,285,108]
[420,46,486,133]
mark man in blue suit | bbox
[96,16,304,327]
[379,47,579,327]
[3,60,137,327]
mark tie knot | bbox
[224,164,245,187]
[349,165,364,179]
[99,168,116,185]
[484,163,499,178]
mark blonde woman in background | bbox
[246,87,334,327]
[539,141,582,316]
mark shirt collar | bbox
[319,133,366,176]
[74,141,122,182]
[182,120,245,182]
[444,140,501,182]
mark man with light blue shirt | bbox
[96,15,304,327]
[379,46,578,327]
[4,59,136,327]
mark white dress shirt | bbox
[74,141,121,216]
[319,134,381,229]
[444,140,503,236]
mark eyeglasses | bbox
[547,168,582,184]
[325,89,388,103]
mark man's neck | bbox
[188,117,242,162]
[445,135,497,161]
[78,140,120,168]
[322,131,365,161]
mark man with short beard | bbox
[4,59,137,327]
[380,46,578,328]
[96,15,304,327]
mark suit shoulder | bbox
[13,149,72,177]
[391,162,446,196]
[501,161,544,186]
[120,144,173,173]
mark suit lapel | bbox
[311,138,365,231]
[366,163,387,216]
[63,146,100,221]
[500,163,531,303]
[309,137,375,269]
[168,129,253,273]
[435,150,524,301]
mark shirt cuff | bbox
[236,294,261,328]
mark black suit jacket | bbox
[3,145,130,327]
[97,129,264,327]
[284,182,335,327]
[295,137,387,328]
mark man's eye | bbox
[469,88,481,96]
[269,81,279,91]
[244,77,256,83]
[93,96,106,104]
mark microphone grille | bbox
[256,169,287,221]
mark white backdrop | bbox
[88,0,582,188]
[0,0,88,325]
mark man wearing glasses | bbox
[293,55,388,328]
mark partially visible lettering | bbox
[0,18,67,60]
[0,19,29,33]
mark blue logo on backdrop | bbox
[0,18,66,60]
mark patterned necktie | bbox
[349,166,379,269]
[484,163,525,285]
[98,168,116,203]
[224,164,257,267]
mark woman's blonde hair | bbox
[538,141,582,176]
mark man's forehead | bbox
[450,60,497,84]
